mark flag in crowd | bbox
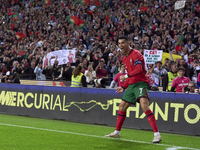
[67,16,86,29]
[175,33,184,51]
[105,12,109,23]
[11,24,15,31]
[91,1,100,7]
[139,6,148,12]
[79,0,90,5]
[175,1,185,10]
[8,8,12,15]
[44,0,51,5]
[15,32,27,39]
[12,13,19,22]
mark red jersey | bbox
[122,49,149,89]
[171,76,190,93]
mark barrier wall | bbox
[0,83,199,135]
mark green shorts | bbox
[122,81,149,105]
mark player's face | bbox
[118,39,129,54]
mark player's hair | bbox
[72,65,82,78]
[118,35,129,41]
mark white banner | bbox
[143,50,163,64]
[43,49,76,68]
[175,1,185,10]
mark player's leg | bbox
[140,97,162,143]
[105,100,131,137]
[105,85,135,138]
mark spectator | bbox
[49,56,63,81]
[171,67,191,93]
[71,65,87,87]
[184,81,196,94]
[163,62,178,91]
[1,71,20,84]
[178,58,191,79]
[84,64,96,84]
[110,59,121,79]
[109,64,127,89]
[146,66,158,90]
[0,0,199,91]
[24,60,36,80]
[152,61,168,86]
[95,61,108,80]
[63,62,73,81]
[42,65,53,80]
[34,63,46,80]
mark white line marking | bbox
[65,122,200,139]
[0,123,199,150]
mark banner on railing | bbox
[0,83,199,135]
[43,49,76,68]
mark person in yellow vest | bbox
[71,65,87,87]
[162,62,178,91]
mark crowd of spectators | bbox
[0,0,200,92]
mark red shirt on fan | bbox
[171,76,190,93]
[114,72,127,87]
[122,49,149,89]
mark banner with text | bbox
[0,83,200,136]
[43,49,76,68]
[144,50,163,64]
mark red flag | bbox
[105,13,109,23]
[61,2,64,6]
[44,0,51,5]
[67,16,86,29]
[175,33,183,51]
[79,0,90,5]
[15,32,27,39]
[139,6,148,12]
[87,11,93,15]
[8,8,12,15]
[29,30,33,36]
[35,31,40,38]
[12,13,19,22]
[91,1,100,7]
[30,2,33,7]
[194,6,199,12]
[11,24,15,31]
[18,51,25,56]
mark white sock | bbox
[154,132,160,136]
[114,130,120,135]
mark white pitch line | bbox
[0,123,199,150]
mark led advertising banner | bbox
[0,83,199,135]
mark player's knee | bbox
[119,104,126,111]
[140,98,149,112]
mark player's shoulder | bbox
[131,49,142,56]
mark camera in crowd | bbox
[92,78,107,88]
[184,87,190,92]
[184,82,197,94]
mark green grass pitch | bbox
[0,113,199,150]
